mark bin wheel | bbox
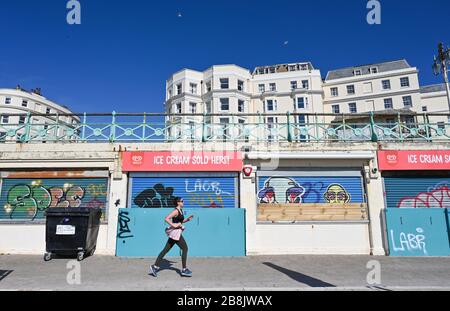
[77,252,84,261]
[44,253,52,262]
[89,247,96,256]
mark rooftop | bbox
[252,62,314,75]
[420,83,447,94]
[326,60,412,81]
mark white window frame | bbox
[301,80,309,89]
[238,100,245,113]
[331,87,339,97]
[332,104,340,114]
[402,96,413,108]
[220,78,229,89]
[266,99,277,111]
[189,83,197,95]
[220,98,229,111]
[347,85,355,95]
[290,81,297,90]
[237,80,244,92]
[348,102,357,113]
[269,83,276,92]
[384,98,393,109]
[400,77,410,88]
[258,84,265,93]
[382,80,391,90]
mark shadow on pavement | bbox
[157,259,182,275]
[0,270,13,282]
[263,262,336,288]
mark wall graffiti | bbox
[117,210,133,239]
[397,186,450,209]
[131,177,236,209]
[258,176,360,205]
[389,227,428,256]
[0,179,108,221]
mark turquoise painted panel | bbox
[116,208,246,257]
[385,209,450,257]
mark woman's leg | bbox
[175,236,189,269]
[155,239,176,267]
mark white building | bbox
[420,83,450,124]
[165,62,324,141]
[0,87,80,142]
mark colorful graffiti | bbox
[0,179,108,220]
[131,177,236,209]
[258,177,359,205]
[397,186,450,209]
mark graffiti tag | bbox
[118,210,134,239]
[389,228,428,256]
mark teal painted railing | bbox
[0,112,449,143]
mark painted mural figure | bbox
[258,177,305,204]
[258,186,278,204]
[323,184,351,204]
[134,184,176,208]
[286,186,306,204]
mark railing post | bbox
[23,112,32,143]
[370,112,378,142]
[110,111,116,143]
[287,112,292,142]
[142,113,147,142]
[315,113,319,142]
[397,112,403,142]
[342,113,346,141]
[55,112,60,141]
[81,113,87,141]
[202,112,207,143]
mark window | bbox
[220,98,229,111]
[258,84,265,93]
[238,80,244,91]
[354,69,362,76]
[269,83,276,92]
[382,80,391,90]
[22,100,28,107]
[404,116,415,126]
[332,105,340,114]
[347,85,355,95]
[297,97,308,109]
[422,106,428,112]
[370,67,378,74]
[189,102,197,114]
[238,100,245,113]
[176,103,182,114]
[46,108,51,114]
[266,100,277,111]
[331,87,339,97]
[5,97,11,104]
[348,103,357,113]
[0,132,5,142]
[403,96,413,108]
[220,78,229,89]
[206,81,212,92]
[19,116,26,124]
[177,84,182,95]
[290,81,297,90]
[1,116,9,124]
[168,89,173,98]
[205,101,212,114]
[298,114,306,124]
[189,83,197,94]
[363,82,373,93]
[384,98,393,109]
[302,80,309,89]
[400,77,410,88]
[437,122,445,130]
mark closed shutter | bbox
[0,178,109,221]
[384,177,450,209]
[257,173,365,204]
[130,174,238,209]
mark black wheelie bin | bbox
[44,207,102,261]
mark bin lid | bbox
[45,207,101,216]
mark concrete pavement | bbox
[1,255,450,291]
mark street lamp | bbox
[432,43,450,115]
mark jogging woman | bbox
[149,197,194,277]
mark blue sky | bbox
[0,0,449,113]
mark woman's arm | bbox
[183,215,194,223]
[165,210,182,228]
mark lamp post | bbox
[432,43,450,114]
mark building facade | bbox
[0,87,80,142]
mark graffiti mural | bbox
[397,187,450,209]
[258,177,362,205]
[385,178,450,209]
[257,176,366,222]
[0,178,108,221]
[117,210,134,239]
[131,177,237,209]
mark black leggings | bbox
[155,236,188,269]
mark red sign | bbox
[122,151,244,172]
[378,150,450,171]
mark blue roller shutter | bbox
[384,177,450,209]
[130,174,238,209]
